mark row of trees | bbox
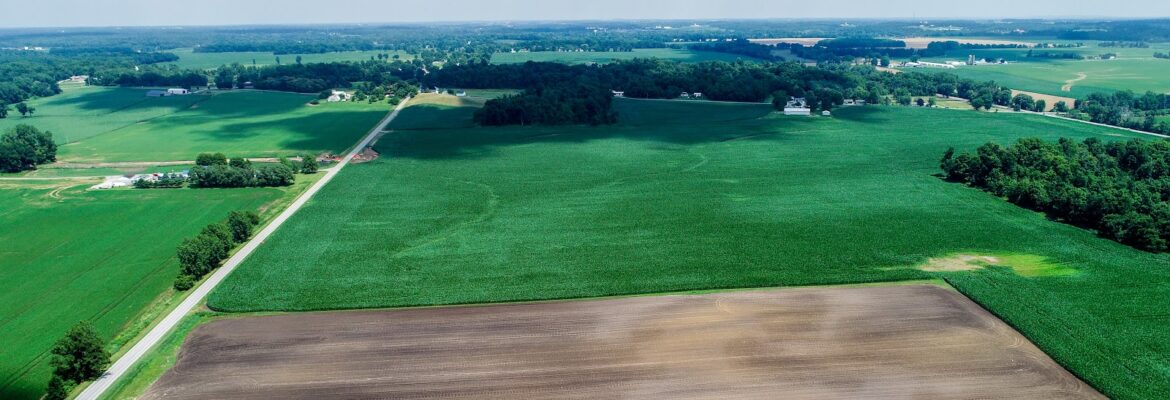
[0,124,56,172]
[174,210,261,290]
[189,153,300,188]
[941,137,1170,252]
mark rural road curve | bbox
[76,97,411,400]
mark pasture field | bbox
[490,48,757,64]
[54,90,389,162]
[0,181,296,400]
[149,285,1099,399]
[211,98,1169,398]
[0,85,204,144]
[906,41,1170,97]
[165,48,414,70]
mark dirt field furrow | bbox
[143,285,1102,399]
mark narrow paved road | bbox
[76,97,411,400]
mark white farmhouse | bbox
[783,97,811,116]
[166,88,190,95]
[327,90,351,102]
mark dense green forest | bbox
[942,138,1170,251]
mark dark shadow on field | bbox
[830,106,893,124]
[188,109,388,150]
[389,104,479,131]
[37,88,311,119]
[0,372,44,400]
[378,100,820,160]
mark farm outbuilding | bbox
[167,88,190,95]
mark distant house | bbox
[145,90,166,97]
[242,81,254,89]
[327,90,351,102]
[68,75,88,83]
[167,88,190,95]
[842,99,866,106]
[612,90,625,98]
[843,99,855,106]
[822,110,832,117]
[455,91,467,97]
[679,92,691,99]
[783,97,811,116]
[692,92,702,99]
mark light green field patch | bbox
[166,48,414,70]
[916,253,1077,277]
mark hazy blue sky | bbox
[2,0,1168,28]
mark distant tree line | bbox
[942,137,1170,252]
[0,124,56,172]
[1069,91,1170,134]
[687,39,783,61]
[0,49,186,104]
[476,79,617,126]
[173,210,261,290]
[1025,50,1085,60]
[1098,41,1150,48]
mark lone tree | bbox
[50,321,110,384]
[0,102,8,119]
[15,102,34,117]
[300,154,319,174]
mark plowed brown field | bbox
[143,285,1101,399]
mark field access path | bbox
[75,97,411,400]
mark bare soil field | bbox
[1012,89,1077,111]
[143,285,1101,400]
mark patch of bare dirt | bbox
[142,285,1101,400]
[1013,90,1076,111]
[350,147,379,164]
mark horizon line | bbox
[2,16,1169,31]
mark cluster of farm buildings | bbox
[901,55,1008,69]
[91,171,189,190]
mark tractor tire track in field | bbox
[1061,73,1087,92]
[74,97,413,400]
[389,178,499,260]
[64,95,217,145]
[595,145,712,191]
